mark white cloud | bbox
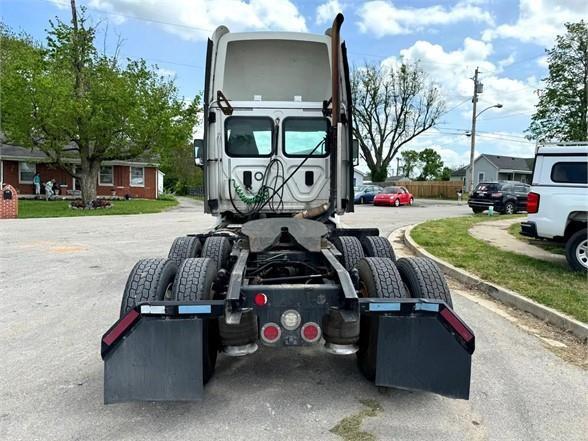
[482,0,587,46]
[84,0,307,41]
[381,38,539,117]
[316,0,343,25]
[357,0,494,37]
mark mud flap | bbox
[374,315,472,399]
[104,317,204,403]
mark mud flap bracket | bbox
[374,315,472,399]
[104,317,204,403]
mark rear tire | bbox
[332,236,365,271]
[201,236,232,271]
[395,257,453,308]
[565,228,588,272]
[472,207,484,214]
[355,257,407,381]
[502,201,516,215]
[172,258,219,383]
[359,197,365,204]
[120,258,177,318]
[409,197,414,206]
[168,236,202,267]
[361,236,396,261]
[394,199,400,207]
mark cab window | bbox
[225,117,273,157]
[283,117,328,157]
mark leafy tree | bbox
[440,166,453,181]
[528,20,588,142]
[416,148,443,181]
[0,5,198,204]
[400,149,420,179]
[351,62,444,182]
[160,142,203,195]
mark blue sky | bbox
[2,0,586,170]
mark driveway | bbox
[0,199,585,441]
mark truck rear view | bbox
[101,15,475,404]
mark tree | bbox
[440,167,453,181]
[400,149,419,179]
[528,20,588,142]
[0,4,198,204]
[351,62,444,182]
[417,148,444,181]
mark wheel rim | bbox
[409,198,413,205]
[576,239,588,269]
[395,200,399,206]
[506,203,514,214]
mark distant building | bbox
[354,169,367,187]
[452,154,534,189]
[0,143,163,199]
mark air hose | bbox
[232,180,270,205]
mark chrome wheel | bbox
[504,202,515,214]
[576,239,588,269]
[394,199,400,207]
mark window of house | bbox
[19,162,36,183]
[130,167,145,187]
[478,172,485,182]
[99,166,114,185]
[551,162,588,184]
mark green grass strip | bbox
[411,215,588,323]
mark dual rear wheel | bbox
[119,235,234,384]
[334,235,453,381]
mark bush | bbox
[157,193,177,201]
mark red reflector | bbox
[439,308,474,343]
[527,192,540,213]
[254,293,268,306]
[301,322,321,343]
[103,309,140,346]
[262,323,281,343]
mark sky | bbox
[2,0,587,172]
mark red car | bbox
[373,186,414,207]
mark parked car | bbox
[373,186,414,207]
[468,181,530,214]
[354,185,383,204]
[521,143,587,271]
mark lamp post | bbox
[468,103,503,192]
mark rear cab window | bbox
[475,183,500,192]
[283,117,329,157]
[225,117,273,157]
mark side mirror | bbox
[194,139,204,167]
[352,139,359,166]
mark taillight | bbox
[491,192,503,198]
[254,293,268,307]
[261,323,281,343]
[301,322,321,343]
[527,192,540,213]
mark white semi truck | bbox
[101,15,475,403]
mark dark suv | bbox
[468,181,530,214]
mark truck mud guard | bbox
[360,299,474,400]
[101,302,223,404]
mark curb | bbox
[402,223,588,343]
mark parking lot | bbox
[1,199,586,441]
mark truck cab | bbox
[521,143,588,271]
[197,24,354,219]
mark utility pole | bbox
[468,67,479,193]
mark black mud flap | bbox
[374,315,472,399]
[104,317,204,403]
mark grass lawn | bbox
[411,215,588,323]
[18,198,178,218]
[507,222,565,255]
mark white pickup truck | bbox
[521,143,588,271]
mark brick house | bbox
[0,143,164,199]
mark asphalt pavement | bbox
[0,198,585,441]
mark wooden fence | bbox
[390,180,464,199]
